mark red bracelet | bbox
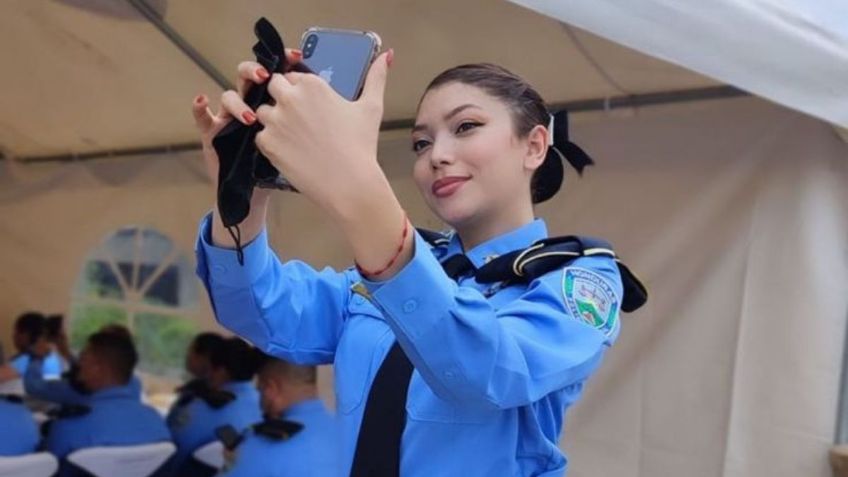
[355,212,410,278]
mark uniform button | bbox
[402,300,418,313]
[213,265,227,274]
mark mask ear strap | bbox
[549,110,594,175]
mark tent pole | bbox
[3,85,748,163]
[124,0,234,91]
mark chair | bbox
[0,452,59,477]
[67,442,175,477]
[192,440,225,470]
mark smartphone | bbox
[215,425,243,450]
[300,28,382,101]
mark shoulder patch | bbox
[562,267,619,335]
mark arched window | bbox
[70,226,199,377]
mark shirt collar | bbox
[281,398,325,419]
[444,219,548,268]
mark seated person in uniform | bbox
[44,330,171,477]
[4,312,64,382]
[0,394,39,456]
[167,337,262,474]
[220,358,339,477]
[166,332,226,421]
[24,324,142,405]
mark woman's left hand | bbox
[255,50,393,217]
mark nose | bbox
[429,136,455,170]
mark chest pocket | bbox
[405,372,497,424]
[334,295,392,415]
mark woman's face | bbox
[412,82,539,231]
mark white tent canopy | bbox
[0,2,846,477]
[509,0,848,127]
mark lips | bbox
[432,176,470,198]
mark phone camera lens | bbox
[303,34,318,59]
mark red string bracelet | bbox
[355,212,410,278]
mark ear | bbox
[523,124,548,172]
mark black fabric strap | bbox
[349,255,471,477]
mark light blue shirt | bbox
[220,398,340,477]
[196,214,622,477]
[23,358,143,405]
[0,397,39,456]
[11,351,63,379]
[167,380,261,472]
[45,383,170,476]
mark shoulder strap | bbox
[252,418,304,441]
[0,394,24,404]
[416,228,451,248]
[475,235,648,313]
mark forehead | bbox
[416,82,508,121]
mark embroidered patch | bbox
[562,267,619,335]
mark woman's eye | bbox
[412,139,431,153]
[456,121,481,134]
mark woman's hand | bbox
[192,49,303,248]
[254,50,393,218]
[253,50,412,280]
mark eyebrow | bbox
[412,104,482,133]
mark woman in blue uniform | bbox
[192,50,634,476]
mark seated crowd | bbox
[0,312,338,477]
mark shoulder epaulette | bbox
[421,231,648,313]
[252,418,304,441]
[0,394,24,404]
[49,404,91,419]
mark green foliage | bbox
[69,304,127,351]
[135,312,197,377]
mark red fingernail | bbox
[257,68,270,81]
[386,48,394,68]
[242,111,256,124]
[291,49,303,60]
[194,94,205,105]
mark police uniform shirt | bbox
[23,358,143,406]
[44,384,170,462]
[221,398,340,477]
[195,214,623,476]
[10,351,63,379]
[0,396,39,456]
[167,380,261,469]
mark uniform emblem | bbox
[562,267,619,335]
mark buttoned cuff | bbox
[363,232,457,339]
[195,212,271,288]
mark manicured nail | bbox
[242,111,256,124]
[194,94,206,105]
[256,68,270,80]
[291,49,303,60]
[386,48,394,68]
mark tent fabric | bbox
[0,0,716,158]
[1,97,846,476]
[508,0,848,128]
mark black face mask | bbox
[212,17,312,264]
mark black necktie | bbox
[349,254,474,477]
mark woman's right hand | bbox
[193,49,303,248]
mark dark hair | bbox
[14,312,46,344]
[210,337,263,382]
[87,330,138,383]
[191,332,225,358]
[423,63,554,203]
[98,323,131,339]
[259,357,317,386]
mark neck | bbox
[456,198,535,250]
[274,387,318,416]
